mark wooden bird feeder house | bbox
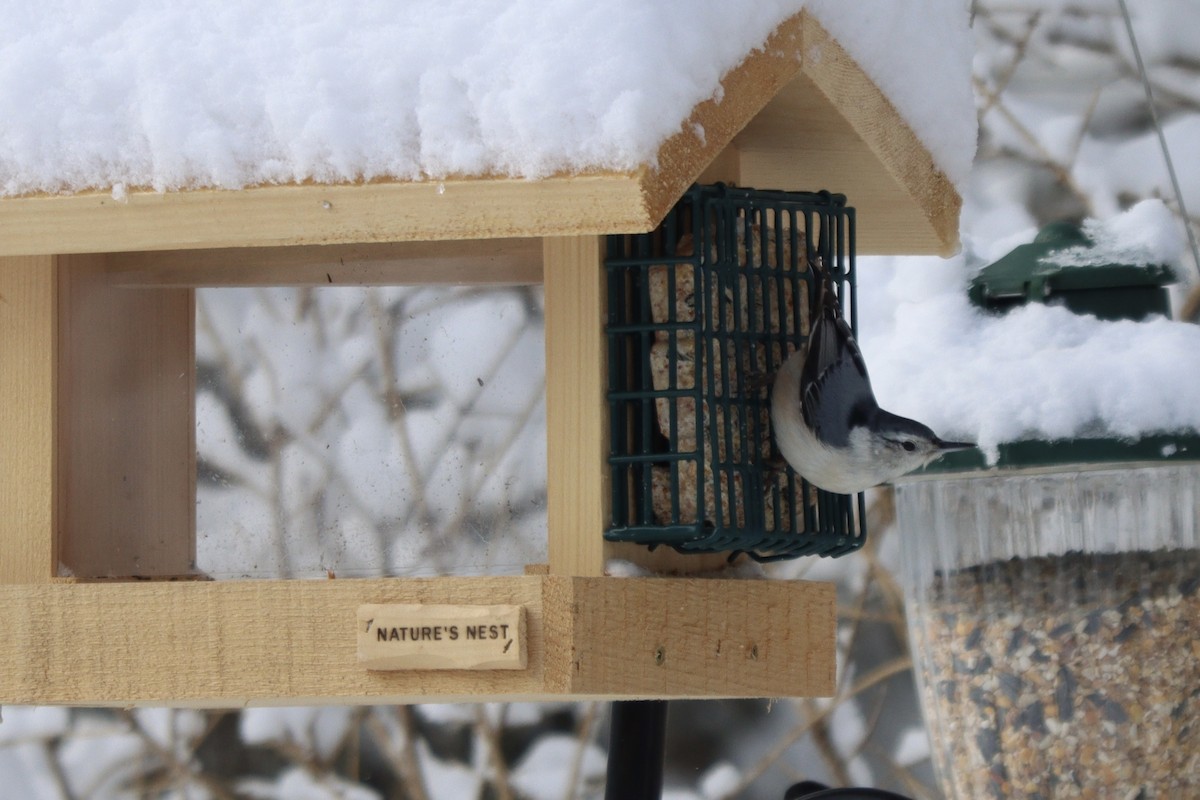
[0,12,961,707]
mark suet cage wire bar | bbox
[605,184,865,561]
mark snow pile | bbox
[1050,198,1184,267]
[0,0,973,196]
[808,0,976,187]
[858,200,1199,462]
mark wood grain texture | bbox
[543,236,608,577]
[799,17,960,256]
[0,174,653,257]
[0,577,547,706]
[733,16,961,256]
[0,575,836,705]
[0,256,57,584]
[108,238,542,288]
[57,256,197,578]
[640,11,807,228]
[563,577,836,698]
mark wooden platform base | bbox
[0,574,835,707]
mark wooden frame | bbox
[0,243,839,706]
[0,8,966,706]
[0,576,835,707]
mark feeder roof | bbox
[971,221,1177,305]
[0,1,973,257]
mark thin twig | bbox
[563,703,601,800]
[976,11,1042,118]
[862,742,941,800]
[40,738,75,800]
[716,657,913,798]
[116,710,239,800]
[366,707,430,800]
[474,705,516,800]
[1116,0,1200,283]
[801,699,852,786]
[973,75,1097,215]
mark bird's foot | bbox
[761,454,790,482]
[741,369,775,396]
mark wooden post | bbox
[0,256,58,584]
[543,236,608,577]
[57,255,196,578]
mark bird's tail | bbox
[806,252,844,332]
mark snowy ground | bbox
[3,2,1199,798]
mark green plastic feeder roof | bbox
[968,221,1176,321]
[921,221,1195,475]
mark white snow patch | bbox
[893,725,932,766]
[0,706,69,742]
[510,734,606,800]
[239,707,353,761]
[239,767,380,800]
[0,1,973,196]
[663,790,704,800]
[1049,199,1183,267]
[807,0,976,187]
[859,203,1200,462]
[699,761,742,798]
[415,741,483,800]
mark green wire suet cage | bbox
[605,184,865,561]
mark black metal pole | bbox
[605,700,668,800]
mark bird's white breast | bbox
[770,349,897,494]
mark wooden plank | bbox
[107,238,543,288]
[0,577,547,706]
[0,174,654,257]
[640,10,806,227]
[798,18,960,256]
[564,577,836,698]
[543,236,608,577]
[57,256,197,578]
[0,256,57,584]
[733,17,961,256]
[0,575,836,705]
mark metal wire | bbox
[1116,0,1200,284]
[604,184,864,560]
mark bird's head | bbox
[855,410,975,480]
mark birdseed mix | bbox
[646,227,809,530]
[910,549,1200,799]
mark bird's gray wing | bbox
[800,284,874,448]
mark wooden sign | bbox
[357,603,526,671]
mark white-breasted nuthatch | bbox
[771,258,973,494]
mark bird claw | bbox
[761,454,789,482]
[741,369,775,396]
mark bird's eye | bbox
[901,441,916,452]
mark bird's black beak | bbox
[934,438,975,451]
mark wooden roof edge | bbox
[638,10,807,225]
[0,172,656,257]
[0,9,964,257]
[798,16,963,256]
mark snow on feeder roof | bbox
[0,0,973,256]
[861,200,1200,467]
